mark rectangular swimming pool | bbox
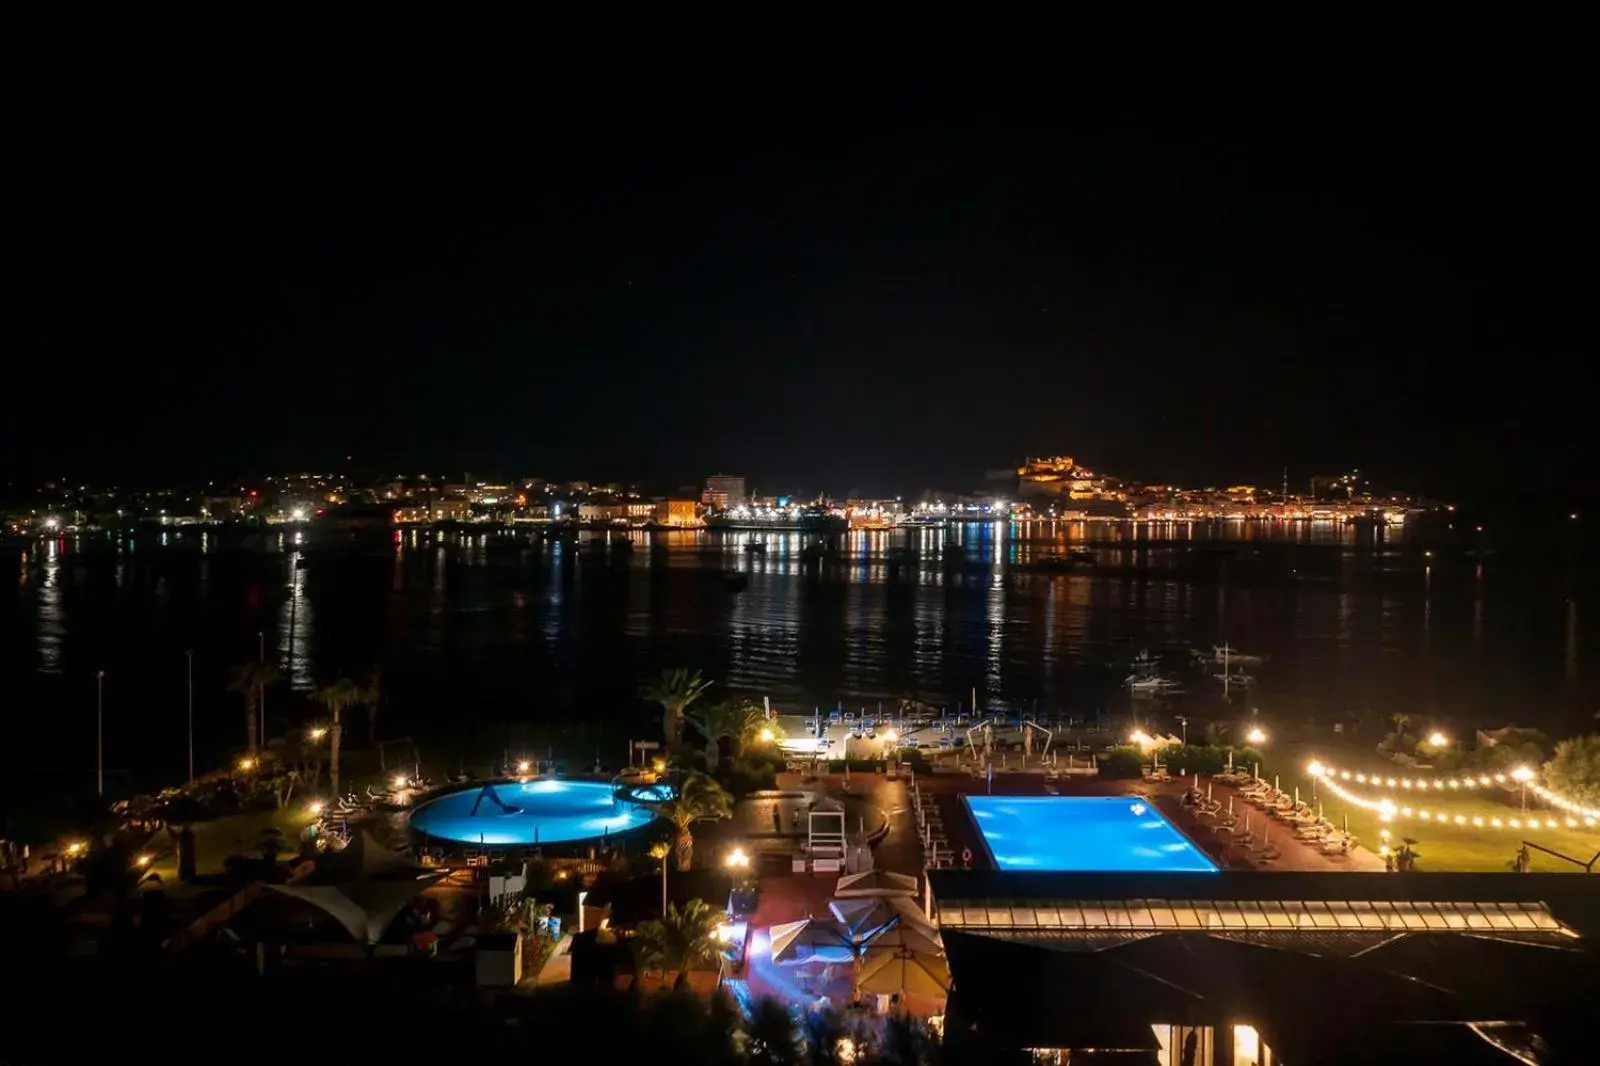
[964,795,1219,872]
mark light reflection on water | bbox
[36,539,63,673]
[278,548,315,692]
[8,519,1600,781]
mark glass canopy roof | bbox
[935,898,1570,934]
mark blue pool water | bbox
[408,779,658,846]
[964,796,1218,872]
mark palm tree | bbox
[227,662,280,755]
[687,700,777,773]
[648,773,733,870]
[729,700,779,757]
[633,899,723,989]
[648,840,671,914]
[685,701,738,772]
[1391,712,1412,738]
[641,668,714,748]
[315,676,366,799]
[363,669,382,747]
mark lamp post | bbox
[1246,727,1267,746]
[1512,766,1534,812]
[577,890,588,934]
[95,670,105,798]
[257,631,266,752]
[185,649,195,785]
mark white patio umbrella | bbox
[834,870,919,898]
[769,918,854,965]
[829,896,936,942]
[856,922,949,998]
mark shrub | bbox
[1541,736,1600,810]
[1098,746,1146,779]
[894,747,931,771]
[717,758,778,798]
[1160,745,1265,776]
[825,759,885,773]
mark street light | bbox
[577,890,589,934]
[95,670,105,798]
[238,757,256,772]
[308,727,327,741]
[1512,765,1534,811]
[1427,731,1449,748]
[516,759,532,774]
[758,728,775,744]
[725,847,750,870]
[1246,727,1267,746]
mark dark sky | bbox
[7,26,1590,501]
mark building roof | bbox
[926,870,1600,938]
[944,923,1600,1064]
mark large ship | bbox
[704,507,848,534]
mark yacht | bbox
[1128,676,1185,697]
[1212,671,1255,688]
[1194,644,1266,667]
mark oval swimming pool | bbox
[408,779,658,847]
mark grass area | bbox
[1258,737,1600,873]
[140,805,317,892]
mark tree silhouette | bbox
[641,668,714,748]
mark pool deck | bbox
[717,765,1384,1013]
[768,766,1383,882]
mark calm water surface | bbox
[3,520,1595,821]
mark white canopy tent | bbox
[266,831,441,945]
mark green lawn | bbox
[140,805,316,892]
[1255,738,1600,873]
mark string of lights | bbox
[1303,760,1597,832]
[1303,761,1512,792]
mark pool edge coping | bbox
[959,792,1220,873]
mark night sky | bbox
[8,30,1588,502]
